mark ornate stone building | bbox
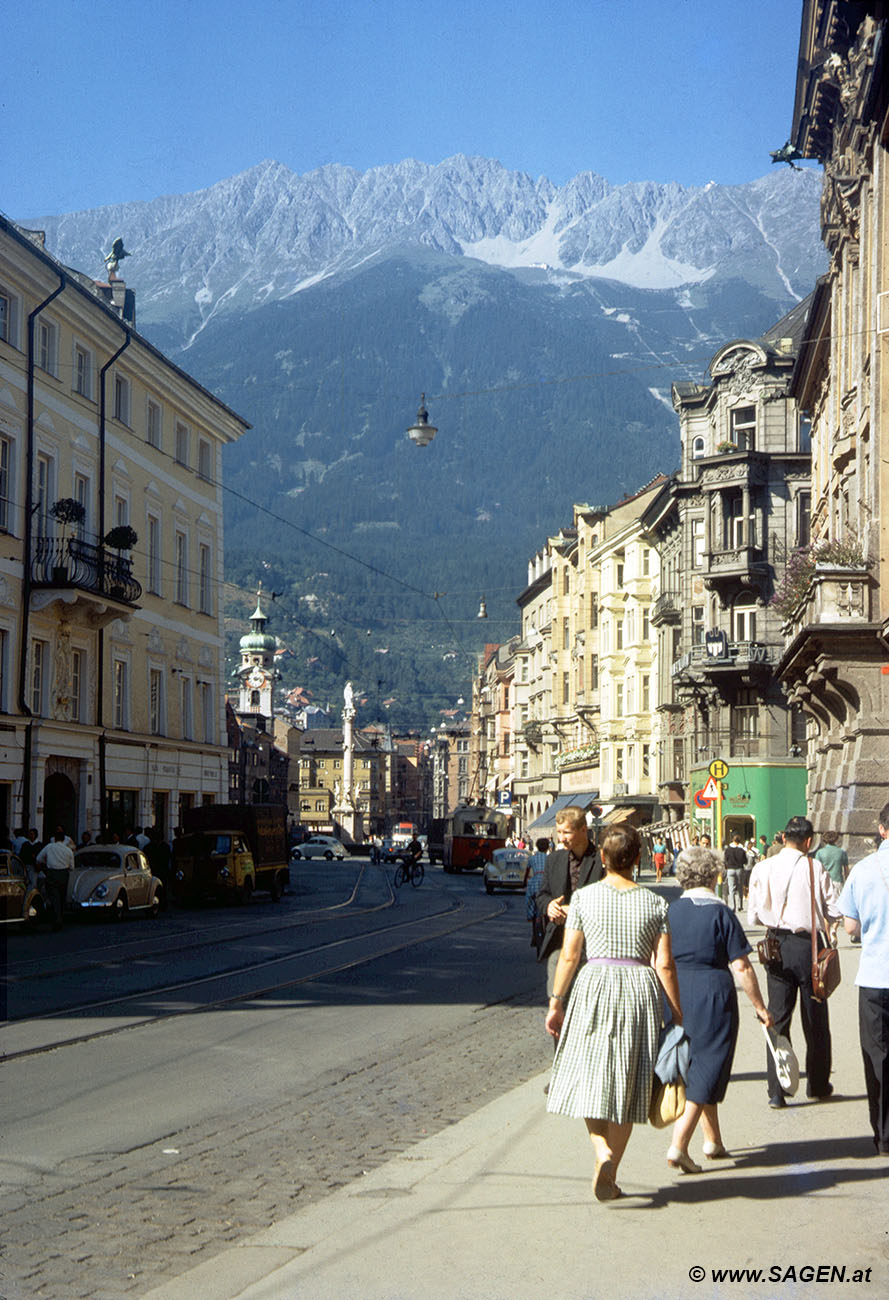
[646,306,811,843]
[779,1,889,855]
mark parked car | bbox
[70,845,164,919]
[483,848,531,895]
[379,839,409,864]
[290,835,346,861]
[0,850,47,928]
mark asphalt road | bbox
[0,860,551,1300]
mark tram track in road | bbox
[2,889,509,1063]
[2,860,386,988]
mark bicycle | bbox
[393,855,424,888]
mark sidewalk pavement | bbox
[140,932,887,1300]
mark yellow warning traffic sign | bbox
[708,759,729,781]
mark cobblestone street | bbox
[2,1000,542,1299]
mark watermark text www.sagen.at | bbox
[688,1264,874,1284]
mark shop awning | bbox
[603,804,642,825]
[528,791,601,831]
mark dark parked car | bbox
[0,850,47,928]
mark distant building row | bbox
[471,0,888,860]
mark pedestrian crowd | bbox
[522,801,889,1204]
[2,822,174,930]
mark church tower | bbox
[236,586,277,723]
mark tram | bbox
[442,805,510,873]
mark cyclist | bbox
[406,837,423,866]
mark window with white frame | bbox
[627,744,635,784]
[615,682,624,717]
[641,607,650,641]
[73,473,90,537]
[616,747,624,782]
[0,436,12,532]
[616,618,624,650]
[0,627,8,710]
[197,543,210,613]
[730,405,755,450]
[200,682,214,744]
[197,439,212,482]
[31,638,48,714]
[149,668,164,736]
[35,452,54,536]
[725,494,744,548]
[175,531,188,605]
[642,546,650,576]
[113,494,128,527]
[797,491,812,549]
[732,594,757,643]
[147,398,162,449]
[147,515,161,594]
[692,605,705,645]
[37,319,58,375]
[180,676,193,739]
[626,676,635,714]
[74,345,92,398]
[692,517,705,567]
[798,413,812,453]
[692,436,705,458]
[642,674,650,712]
[175,422,189,467]
[0,287,18,345]
[642,743,651,778]
[113,658,129,729]
[70,649,83,723]
[113,374,131,425]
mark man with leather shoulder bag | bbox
[747,816,842,1108]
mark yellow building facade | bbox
[0,219,249,838]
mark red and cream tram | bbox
[442,805,510,873]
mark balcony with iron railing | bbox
[31,536,142,607]
[651,591,681,625]
[671,640,777,681]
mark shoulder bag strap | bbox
[808,856,823,962]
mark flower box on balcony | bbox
[781,564,873,640]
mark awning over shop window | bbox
[603,804,642,825]
[528,791,601,831]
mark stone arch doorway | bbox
[43,771,77,841]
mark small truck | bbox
[172,803,290,905]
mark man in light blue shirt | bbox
[838,800,889,1156]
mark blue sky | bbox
[3,0,813,218]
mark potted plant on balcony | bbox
[103,524,138,597]
[103,523,138,552]
[48,498,86,582]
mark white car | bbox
[291,835,346,861]
[483,848,531,894]
[70,845,164,919]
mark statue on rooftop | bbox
[104,236,131,281]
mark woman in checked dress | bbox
[545,823,682,1202]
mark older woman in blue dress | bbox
[665,846,772,1172]
[545,824,683,1202]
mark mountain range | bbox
[20,157,828,727]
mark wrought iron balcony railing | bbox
[31,536,142,605]
[671,640,776,678]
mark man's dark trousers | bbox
[859,986,889,1151]
[766,930,832,1102]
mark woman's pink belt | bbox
[587,956,646,966]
